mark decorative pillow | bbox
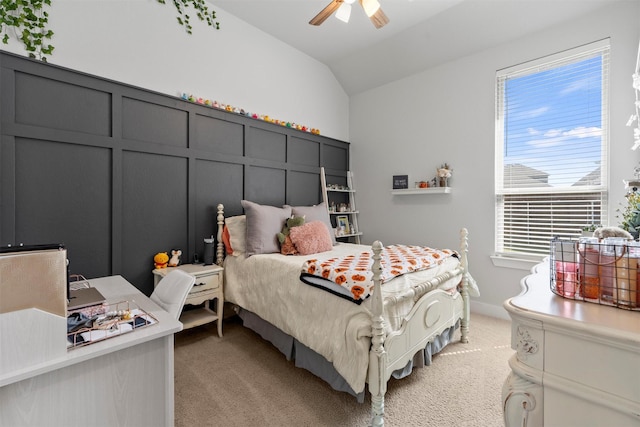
[285,202,336,245]
[241,200,292,256]
[222,225,232,255]
[289,220,333,255]
[224,215,246,256]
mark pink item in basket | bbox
[555,261,577,298]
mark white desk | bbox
[0,275,182,426]
[502,261,640,427]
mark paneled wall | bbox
[0,52,350,295]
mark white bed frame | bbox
[215,204,471,427]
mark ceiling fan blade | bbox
[369,7,389,29]
[309,0,343,26]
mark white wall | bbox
[350,1,640,318]
[0,0,349,141]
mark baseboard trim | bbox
[471,301,510,321]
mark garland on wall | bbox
[181,93,321,135]
[0,0,54,61]
[156,0,220,34]
[0,0,220,62]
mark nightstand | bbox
[152,263,224,337]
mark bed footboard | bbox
[369,228,471,427]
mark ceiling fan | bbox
[309,0,389,29]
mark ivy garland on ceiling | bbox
[0,0,220,62]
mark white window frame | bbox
[493,39,610,269]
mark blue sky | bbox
[503,54,603,187]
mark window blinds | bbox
[495,40,609,257]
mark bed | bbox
[215,202,478,426]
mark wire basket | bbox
[550,237,640,311]
[67,300,158,349]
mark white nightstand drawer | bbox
[187,287,218,305]
[192,272,220,292]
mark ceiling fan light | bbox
[336,3,351,23]
[361,0,380,17]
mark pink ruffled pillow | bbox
[289,221,333,255]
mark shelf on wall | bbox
[391,187,452,195]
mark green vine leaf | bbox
[0,0,219,63]
[158,0,220,34]
[0,0,54,61]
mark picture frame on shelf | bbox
[393,175,409,189]
[336,215,350,235]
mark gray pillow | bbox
[285,202,336,245]
[241,200,292,256]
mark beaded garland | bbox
[181,92,321,135]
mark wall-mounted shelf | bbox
[391,187,452,195]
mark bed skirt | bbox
[238,308,460,403]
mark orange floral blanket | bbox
[300,245,457,304]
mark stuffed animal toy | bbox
[154,252,169,269]
[168,249,182,267]
[277,216,305,255]
[593,226,634,240]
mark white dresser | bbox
[502,260,640,427]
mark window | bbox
[495,40,609,258]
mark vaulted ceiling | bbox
[214,0,622,95]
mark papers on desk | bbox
[67,303,158,349]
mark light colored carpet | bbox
[174,313,512,427]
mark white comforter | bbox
[223,242,478,393]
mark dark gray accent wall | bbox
[0,52,350,295]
